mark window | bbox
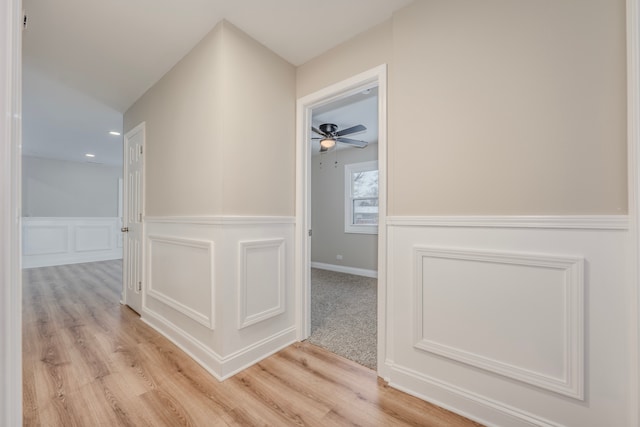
[345,161,378,234]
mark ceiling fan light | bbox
[320,138,335,149]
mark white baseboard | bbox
[310,261,378,278]
[142,307,296,380]
[388,364,564,427]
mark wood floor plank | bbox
[257,350,402,427]
[23,260,483,427]
[154,372,234,426]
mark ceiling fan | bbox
[311,123,367,152]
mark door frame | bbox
[628,0,640,424]
[1,0,22,425]
[295,64,388,376]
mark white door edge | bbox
[122,122,145,314]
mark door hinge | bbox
[139,213,142,222]
[308,229,312,237]
[139,145,143,155]
[137,281,142,292]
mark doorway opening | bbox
[295,65,388,374]
[307,88,379,369]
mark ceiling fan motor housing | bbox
[319,123,338,135]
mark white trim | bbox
[386,215,629,230]
[296,64,388,376]
[142,308,296,381]
[628,0,640,425]
[310,261,378,279]
[141,309,225,380]
[1,1,21,426]
[388,364,565,427]
[144,216,295,225]
[413,246,584,400]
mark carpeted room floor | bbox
[307,268,377,370]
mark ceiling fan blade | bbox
[336,124,366,137]
[336,137,368,148]
[312,127,326,137]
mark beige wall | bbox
[124,21,295,216]
[297,0,628,215]
[390,0,627,215]
[311,146,378,271]
[22,156,121,217]
[126,1,627,216]
[217,22,296,215]
[296,20,392,98]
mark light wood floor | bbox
[23,260,483,427]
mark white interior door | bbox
[122,123,145,314]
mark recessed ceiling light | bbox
[109,131,121,136]
[85,153,96,158]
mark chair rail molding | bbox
[386,215,629,230]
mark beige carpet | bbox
[308,268,377,370]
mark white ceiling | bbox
[22,0,412,167]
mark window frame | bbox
[344,160,379,234]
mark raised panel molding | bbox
[238,238,286,329]
[141,218,295,381]
[23,225,68,255]
[413,246,584,400]
[74,225,112,252]
[147,235,215,329]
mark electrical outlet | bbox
[336,255,343,260]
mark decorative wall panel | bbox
[412,247,584,399]
[238,239,286,329]
[147,235,214,329]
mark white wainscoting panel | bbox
[23,224,68,255]
[75,224,112,252]
[238,239,285,329]
[142,217,296,380]
[147,235,215,329]
[385,217,630,427]
[413,247,584,400]
[22,217,122,268]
